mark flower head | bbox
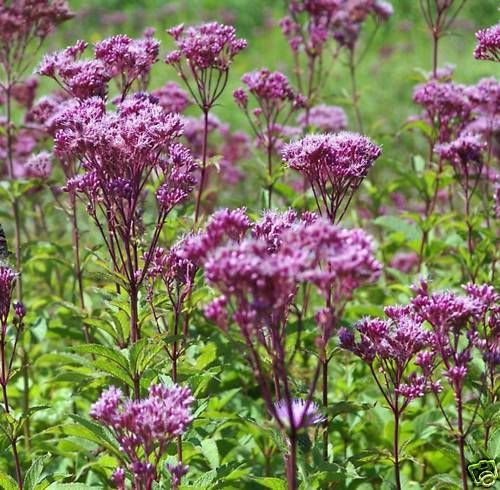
[165,22,247,71]
[91,383,194,488]
[0,266,16,323]
[273,399,325,430]
[474,24,500,62]
[151,81,191,114]
[95,34,159,84]
[282,132,381,221]
[38,40,110,99]
[297,104,347,132]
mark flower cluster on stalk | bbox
[91,383,194,489]
[474,24,500,62]
[200,210,381,435]
[282,132,382,222]
[52,93,196,343]
[165,22,246,110]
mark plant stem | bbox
[267,139,273,209]
[5,81,30,452]
[432,32,439,78]
[70,193,91,343]
[194,109,210,223]
[348,50,363,134]
[322,357,329,461]
[456,393,469,490]
[1,369,23,489]
[393,405,402,490]
[286,432,298,490]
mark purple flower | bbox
[166,22,247,71]
[273,399,325,430]
[111,467,125,490]
[95,34,160,86]
[13,302,26,319]
[234,70,305,202]
[436,134,484,169]
[240,69,296,105]
[151,81,191,114]
[474,24,500,62]
[167,463,189,489]
[179,207,251,265]
[340,301,434,410]
[38,41,110,99]
[412,80,471,142]
[24,151,52,179]
[91,383,194,488]
[282,132,381,222]
[297,104,347,132]
[232,88,248,109]
[0,266,16,324]
[0,0,72,75]
[204,296,229,331]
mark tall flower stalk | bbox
[282,132,381,460]
[419,0,468,77]
[165,22,247,222]
[411,279,496,490]
[340,306,440,490]
[0,0,72,453]
[91,383,194,489]
[201,211,380,483]
[53,95,196,354]
[0,266,26,488]
[234,69,305,207]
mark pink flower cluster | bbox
[38,40,110,99]
[166,22,247,71]
[0,0,72,72]
[412,80,471,143]
[0,266,16,324]
[151,81,191,114]
[340,305,438,401]
[39,33,160,100]
[203,211,381,336]
[95,34,160,90]
[297,104,347,132]
[436,134,485,180]
[56,94,194,212]
[282,132,382,222]
[91,383,194,488]
[474,24,500,62]
[281,0,393,54]
[239,69,301,107]
[411,279,496,394]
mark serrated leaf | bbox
[64,414,121,459]
[252,477,286,490]
[46,485,98,489]
[23,455,48,490]
[0,470,18,490]
[201,439,220,470]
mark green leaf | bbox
[423,474,461,489]
[73,344,128,370]
[252,477,287,490]
[46,485,98,490]
[23,455,48,490]
[330,401,373,419]
[374,215,421,242]
[0,470,18,490]
[64,414,121,459]
[201,438,220,470]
